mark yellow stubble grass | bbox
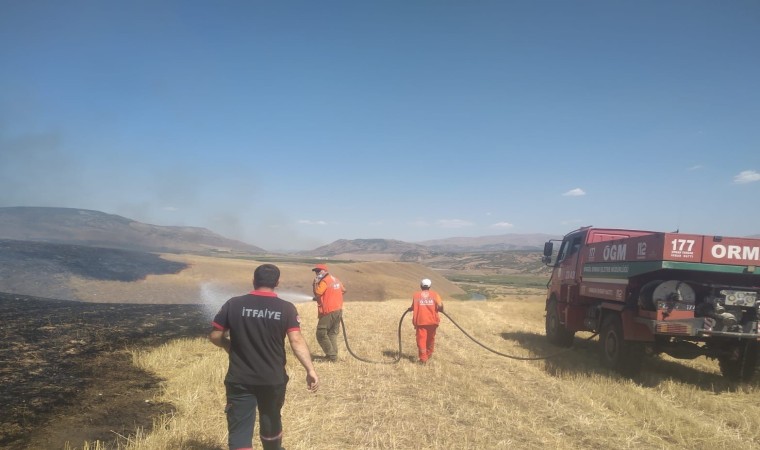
[124,295,760,450]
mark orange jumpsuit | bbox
[313,273,346,360]
[410,289,443,363]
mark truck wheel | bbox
[599,314,644,377]
[546,298,574,348]
[718,341,759,382]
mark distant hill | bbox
[303,233,559,261]
[298,236,555,274]
[418,233,559,252]
[300,238,431,261]
[0,207,266,254]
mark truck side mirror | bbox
[542,242,553,265]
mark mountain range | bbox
[0,207,266,254]
[0,207,558,256]
[4,207,755,257]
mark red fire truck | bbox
[542,227,760,380]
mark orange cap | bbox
[312,263,328,272]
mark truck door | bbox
[556,233,584,304]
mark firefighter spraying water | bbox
[311,264,346,362]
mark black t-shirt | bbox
[212,290,301,385]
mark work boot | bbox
[261,436,283,450]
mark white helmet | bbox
[421,278,432,288]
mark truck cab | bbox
[543,227,653,344]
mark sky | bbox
[1,1,759,251]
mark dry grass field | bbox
[52,254,468,304]
[117,297,760,449]
[5,251,760,449]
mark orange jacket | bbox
[410,289,442,327]
[313,273,345,317]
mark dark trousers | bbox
[316,309,342,359]
[225,381,287,450]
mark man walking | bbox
[408,278,444,364]
[210,263,319,450]
[311,263,346,361]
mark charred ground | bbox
[0,293,210,449]
[0,240,210,449]
[0,239,188,301]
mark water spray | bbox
[199,282,237,319]
[200,283,314,319]
[277,291,314,303]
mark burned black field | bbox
[0,240,213,449]
[0,293,210,449]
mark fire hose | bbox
[339,310,409,364]
[440,310,598,361]
[339,309,598,364]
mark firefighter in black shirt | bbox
[210,263,319,450]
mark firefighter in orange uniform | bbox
[312,263,346,361]
[407,278,444,364]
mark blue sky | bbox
[2,1,759,251]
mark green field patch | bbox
[446,273,549,289]
[218,255,358,265]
